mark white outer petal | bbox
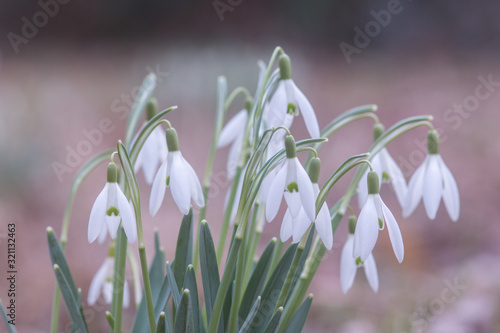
[88,184,109,243]
[116,186,137,244]
[363,254,379,293]
[227,134,243,178]
[380,148,408,210]
[97,223,108,244]
[315,202,333,250]
[103,281,113,304]
[87,259,109,305]
[293,81,320,138]
[280,210,293,242]
[123,280,130,308]
[381,199,404,263]
[291,209,311,243]
[340,235,357,294]
[267,82,287,128]
[423,155,443,220]
[353,195,379,262]
[438,155,460,222]
[149,161,167,217]
[295,158,316,222]
[217,109,247,148]
[265,162,288,222]
[357,170,369,209]
[403,156,428,218]
[183,156,205,208]
[170,152,192,215]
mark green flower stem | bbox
[227,223,248,332]
[207,237,242,333]
[126,247,142,309]
[243,203,265,287]
[216,166,243,264]
[139,245,157,332]
[112,227,128,333]
[49,286,62,333]
[266,240,284,284]
[224,86,252,111]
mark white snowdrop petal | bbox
[170,153,192,215]
[438,156,460,222]
[97,223,108,244]
[280,210,293,242]
[293,81,320,138]
[102,281,113,304]
[105,215,120,239]
[87,260,109,305]
[353,195,379,262]
[88,184,109,243]
[295,159,316,222]
[291,209,311,243]
[315,202,333,250]
[260,168,277,204]
[403,157,428,217]
[423,155,443,220]
[265,163,288,222]
[381,148,408,210]
[267,83,287,129]
[364,254,379,293]
[116,186,137,244]
[284,191,302,218]
[340,236,357,294]
[357,170,369,209]
[381,200,404,263]
[217,109,248,148]
[184,157,205,208]
[123,280,130,308]
[227,134,243,178]
[149,161,168,217]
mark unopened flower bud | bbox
[107,162,118,183]
[427,130,439,155]
[166,128,180,152]
[285,135,296,158]
[279,54,292,80]
[367,171,379,195]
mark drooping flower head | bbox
[150,127,205,216]
[87,245,130,307]
[341,215,379,293]
[353,171,404,263]
[135,97,168,184]
[357,123,407,210]
[403,130,460,221]
[266,54,320,139]
[88,162,137,244]
[265,135,316,233]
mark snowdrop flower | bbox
[341,215,379,293]
[88,162,137,244]
[265,135,316,231]
[266,54,320,138]
[353,171,404,263]
[357,124,407,209]
[403,130,460,221]
[280,158,333,249]
[87,248,130,307]
[150,127,205,216]
[135,97,168,184]
[217,105,249,179]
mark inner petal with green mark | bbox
[382,171,390,182]
[287,182,299,193]
[106,206,119,216]
[378,218,384,229]
[166,176,170,187]
[355,257,363,266]
[287,103,297,115]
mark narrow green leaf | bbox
[248,244,297,333]
[156,312,166,333]
[184,265,203,333]
[0,299,16,333]
[53,265,88,332]
[285,230,314,304]
[239,296,261,333]
[167,263,181,309]
[283,295,313,333]
[46,228,79,302]
[222,279,234,332]
[239,238,276,320]
[175,290,194,333]
[125,73,157,147]
[173,210,193,291]
[117,141,140,211]
[199,220,220,322]
[263,308,282,333]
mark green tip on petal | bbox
[107,243,115,257]
[367,171,379,194]
[286,103,297,115]
[279,53,292,80]
[285,135,296,158]
[427,130,439,155]
[146,97,158,121]
[378,218,384,229]
[355,257,363,266]
[166,127,180,151]
[373,123,385,141]
[308,157,321,184]
[348,215,357,234]
[244,97,253,112]
[287,181,298,193]
[106,206,119,216]
[107,162,118,183]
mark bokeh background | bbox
[1,1,500,332]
